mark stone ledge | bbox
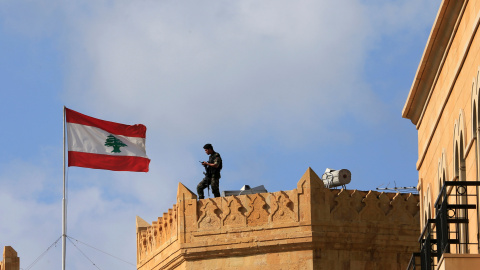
[437,253,480,270]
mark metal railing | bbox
[407,252,421,270]
[407,219,437,270]
[407,180,480,270]
[435,181,479,257]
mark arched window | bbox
[453,112,467,182]
[472,69,479,141]
[423,195,428,228]
[424,186,432,229]
[438,149,448,193]
[453,111,468,253]
[457,136,467,181]
[471,70,480,251]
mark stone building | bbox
[136,168,419,269]
[403,0,480,268]
[0,246,19,270]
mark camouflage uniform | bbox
[197,151,222,199]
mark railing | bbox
[407,219,437,270]
[407,252,420,270]
[435,181,479,257]
[407,180,480,270]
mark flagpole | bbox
[62,106,67,270]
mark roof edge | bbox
[403,0,464,125]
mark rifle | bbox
[200,161,211,196]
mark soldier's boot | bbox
[211,185,220,198]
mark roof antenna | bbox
[376,181,417,193]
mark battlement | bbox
[136,168,420,270]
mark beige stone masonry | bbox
[0,246,19,270]
[137,168,420,270]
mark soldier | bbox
[197,144,222,199]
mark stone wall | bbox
[402,0,480,257]
[137,168,419,270]
[0,246,19,270]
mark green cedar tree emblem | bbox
[104,134,127,153]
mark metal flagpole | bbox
[62,106,67,270]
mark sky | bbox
[0,0,441,269]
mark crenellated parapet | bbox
[195,189,299,230]
[136,168,420,270]
[326,189,419,224]
[136,206,178,263]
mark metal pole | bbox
[62,106,66,270]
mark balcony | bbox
[407,181,480,270]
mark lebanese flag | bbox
[66,107,150,172]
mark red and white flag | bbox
[66,108,150,172]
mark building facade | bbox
[136,168,419,270]
[403,0,480,268]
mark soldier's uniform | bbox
[197,151,222,199]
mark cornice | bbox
[415,1,480,170]
[403,0,466,125]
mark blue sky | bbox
[0,0,440,269]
